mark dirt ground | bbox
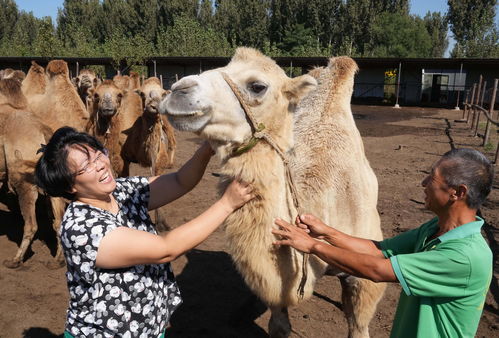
[0,105,497,338]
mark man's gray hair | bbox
[438,148,494,209]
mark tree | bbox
[424,11,449,57]
[447,0,497,57]
[2,11,41,56]
[32,17,64,57]
[157,0,198,28]
[102,28,154,71]
[0,0,18,42]
[369,12,432,57]
[156,16,232,56]
[198,0,214,28]
[277,23,326,56]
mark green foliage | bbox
[424,12,449,57]
[369,13,432,58]
[0,0,497,60]
[156,16,233,56]
[448,0,497,57]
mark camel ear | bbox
[283,74,317,105]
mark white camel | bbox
[159,47,385,338]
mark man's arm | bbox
[273,218,397,283]
[296,214,385,258]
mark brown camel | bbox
[86,80,127,176]
[72,68,101,110]
[25,60,89,131]
[0,78,66,269]
[0,68,26,83]
[121,77,174,177]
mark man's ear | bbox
[454,185,468,200]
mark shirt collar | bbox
[438,216,484,242]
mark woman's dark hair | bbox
[438,148,494,209]
[35,126,105,200]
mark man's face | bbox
[421,165,455,214]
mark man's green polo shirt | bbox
[380,217,492,338]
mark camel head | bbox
[159,47,316,155]
[137,77,169,116]
[90,80,123,118]
[29,61,45,75]
[73,69,100,92]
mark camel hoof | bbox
[46,259,65,270]
[3,259,22,269]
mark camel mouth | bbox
[98,108,116,117]
[165,110,210,132]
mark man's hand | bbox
[272,218,319,253]
[296,214,334,241]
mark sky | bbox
[13,0,488,57]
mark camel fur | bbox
[159,47,385,338]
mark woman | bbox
[35,126,254,337]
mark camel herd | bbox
[2,48,384,337]
[0,60,176,269]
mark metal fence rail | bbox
[461,75,499,163]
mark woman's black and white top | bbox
[60,176,182,338]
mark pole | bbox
[474,81,486,137]
[466,84,476,123]
[483,79,498,146]
[454,62,463,110]
[153,60,157,78]
[394,61,402,108]
[462,90,469,119]
[289,61,293,77]
[76,61,79,76]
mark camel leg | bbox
[268,306,291,338]
[161,116,176,168]
[3,183,38,269]
[46,196,66,269]
[339,274,386,338]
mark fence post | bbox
[474,80,487,137]
[454,62,463,110]
[483,79,498,146]
[462,89,469,119]
[467,84,476,123]
[471,76,483,129]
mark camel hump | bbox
[143,77,161,86]
[0,78,28,109]
[46,60,69,77]
[327,56,358,82]
[30,61,45,73]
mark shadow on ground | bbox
[167,249,268,338]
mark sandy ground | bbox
[0,105,497,337]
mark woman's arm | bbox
[147,141,214,211]
[96,180,253,269]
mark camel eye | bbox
[93,93,100,102]
[248,82,267,94]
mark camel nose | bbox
[171,76,198,93]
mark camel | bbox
[85,80,126,176]
[121,77,174,176]
[21,61,47,97]
[72,68,101,110]
[25,60,89,132]
[0,68,26,83]
[159,48,385,338]
[0,78,66,269]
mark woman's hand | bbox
[220,179,255,211]
[198,141,215,157]
[296,214,333,240]
[272,218,318,253]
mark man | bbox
[272,148,493,338]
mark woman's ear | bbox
[454,184,468,200]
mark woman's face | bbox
[67,145,116,201]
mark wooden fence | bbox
[461,75,499,164]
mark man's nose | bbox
[421,175,430,187]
